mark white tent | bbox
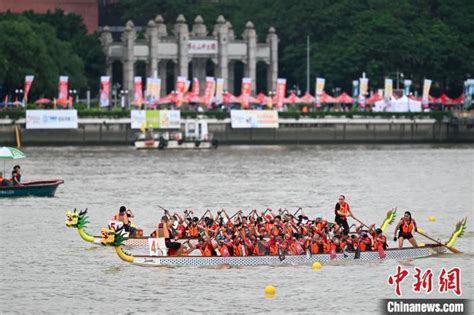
[373,95,422,112]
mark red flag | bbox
[24,75,34,105]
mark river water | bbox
[0,145,472,314]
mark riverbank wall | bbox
[0,118,473,145]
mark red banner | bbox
[100,76,110,107]
[203,77,215,108]
[175,76,187,107]
[24,75,34,105]
[58,76,68,101]
[275,78,286,109]
[133,77,143,106]
[240,77,252,109]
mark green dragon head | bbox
[101,227,128,247]
[380,208,397,232]
[446,217,467,248]
[65,208,89,228]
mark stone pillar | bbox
[121,20,136,102]
[242,21,257,93]
[266,27,278,91]
[192,59,207,94]
[158,60,167,95]
[228,61,235,94]
[100,26,113,78]
[174,15,189,79]
[146,20,158,78]
[214,15,229,90]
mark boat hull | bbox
[134,140,159,149]
[130,245,444,267]
[0,179,64,198]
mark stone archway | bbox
[256,61,269,94]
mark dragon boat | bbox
[102,217,466,267]
[0,179,63,198]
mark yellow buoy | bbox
[312,262,322,270]
[428,216,436,222]
[418,227,425,234]
[264,285,276,295]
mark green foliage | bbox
[0,10,104,99]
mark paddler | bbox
[334,195,353,235]
[393,211,418,248]
[112,206,135,233]
[151,215,183,254]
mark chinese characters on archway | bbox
[388,266,461,297]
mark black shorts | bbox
[165,240,181,250]
[398,232,413,240]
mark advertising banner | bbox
[359,78,368,96]
[100,76,110,107]
[130,110,181,129]
[58,76,68,101]
[24,75,34,105]
[240,77,252,109]
[315,77,325,95]
[214,78,224,105]
[134,77,143,106]
[384,79,393,98]
[175,76,187,107]
[145,77,161,105]
[230,110,278,128]
[275,78,286,109]
[26,110,78,129]
[203,77,215,108]
[422,79,432,108]
[404,79,412,96]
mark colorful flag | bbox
[384,79,393,98]
[422,79,432,108]
[214,78,224,105]
[315,77,325,95]
[24,75,34,105]
[203,77,215,108]
[275,78,286,109]
[58,76,68,101]
[146,77,161,105]
[133,77,143,107]
[100,76,110,107]
[240,77,252,109]
[175,76,187,107]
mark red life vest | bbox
[402,221,414,234]
[188,225,199,238]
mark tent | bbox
[366,92,383,104]
[284,92,301,104]
[300,92,315,103]
[334,92,353,104]
[320,92,337,103]
[390,95,422,112]
[440,94,454,105]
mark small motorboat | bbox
[0,179,64,198]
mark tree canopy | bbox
[0,10,104,99]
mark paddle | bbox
[351,215,371,230]
[416,230,462,254]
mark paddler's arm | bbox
[413,219,418,232]
[393,220,402,241]
[221,209,231,221]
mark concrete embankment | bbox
[0,118,473,145]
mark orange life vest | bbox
[310,242,320,254]
[233,243,243,256]
[219,244,231,257]
[188,225,199,238]
[114,213,129,225]
[269,242,279,256]
[402,221,414,234]
[338,202,350,216]
[373,235,387,250]
[200,243,213,257]
[322,240,331,253]
[155,223,170,238]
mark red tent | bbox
[158,93,175,105]
[300,92,315,103]
[452,95,464,104]
[334,92,353,104]
[366,93,383,104]
[223,92,240,104]
[440,94,454,105]
[284,92,301,104]
[429,95,442,104]
[35,98,51,104]
[320,92,337,103]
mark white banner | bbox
[160,110,181,129]
[26,110,78,129]
[187,40,218,54]
[231,110,279,128]
[131,110,146,129]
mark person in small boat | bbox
[393,211,418,248]
[334,195,353,235]
[371,227,388,251]
[0,172,8,186]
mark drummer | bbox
[393,211,418,248]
